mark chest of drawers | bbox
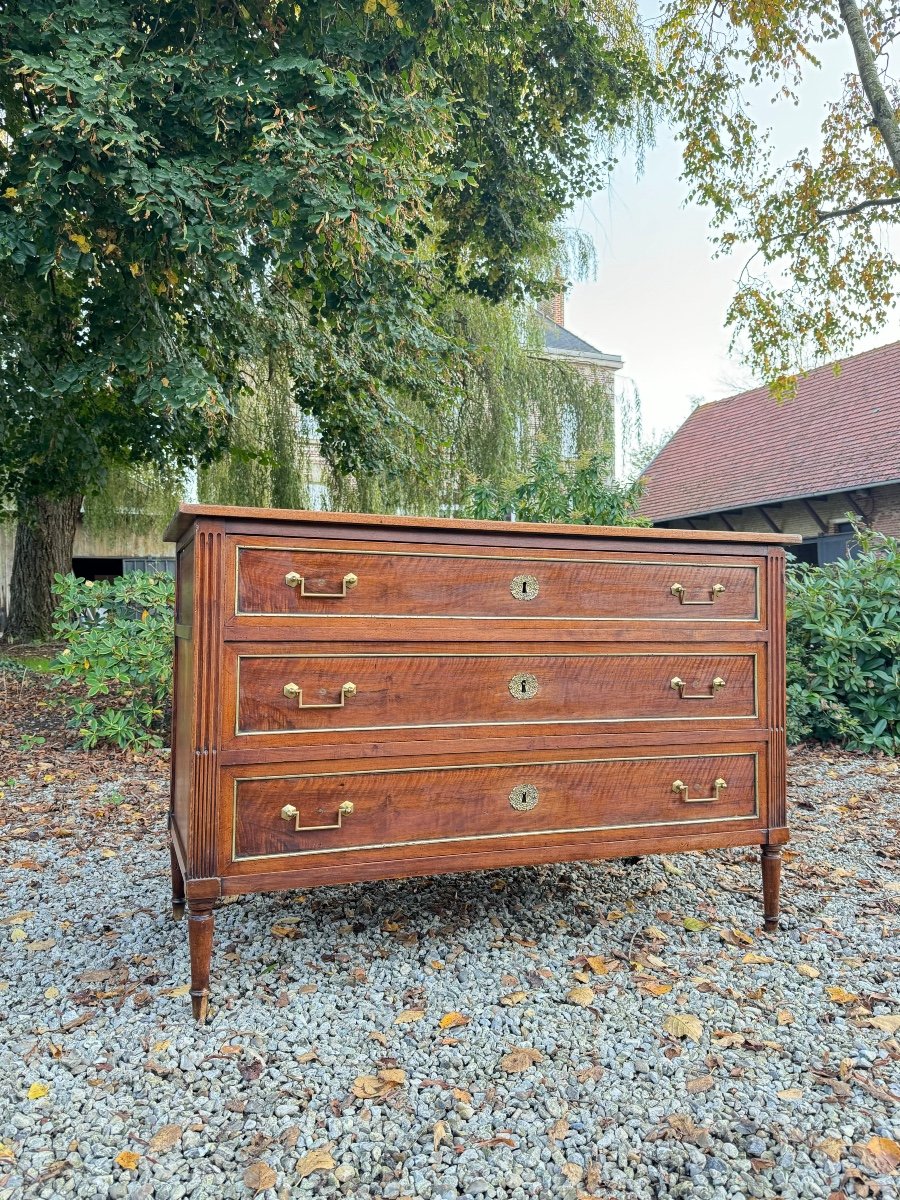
[164,504,797,1021]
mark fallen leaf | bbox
[777,1088,804,1100]
[243,1161,276,1192]
[561,1162,583,1184]
[433,1119,450,1151]
[777,1009,795,1026]
[548,1117,569,1141]
[817,1137,845,1160]
[639,980,673,997]
[114,1151,140,1170]
[500,990,527,1006]
[438,1012,469,1030]
[825,986,858,1005]
[394,1008,425,1024]
[159,983,191,997]
[297,1146,335,1179]
[567,986,595,1007]
[858,1136,900,1174]
[1,910,33,926]
[10,928,27,943]
[500,1046,543,1073]
[27,1083,49,1100]
[584,955,616,975]
[149,1125,182,1152]
[296,1048,318,1063]
[683,917,709,932]
[0,1143,14,1164]
[686,1074,715,1094]
[797,964,820,979]
[379,1068,406,1085]
[44,987,60,1000]
[663,1013,703,1041]
[350,1069,406,1100]
[864,1014,900,1034]
[722,928,754,946]
[743,952,775,965]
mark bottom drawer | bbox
[226,748,763,867]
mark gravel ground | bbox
[0,745,899,1200]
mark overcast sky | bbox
[564,10,900,453]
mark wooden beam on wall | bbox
[843,491,869,521]
[757,505,781,534]
[800,497,828,533]
[717,512,736,532]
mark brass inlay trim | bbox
[233,544,762,623]
[230,751,761,862]
[233,652,760,737]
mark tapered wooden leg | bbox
[170,844,186,920]
[761,843,781,932]
[187,902,215,1022]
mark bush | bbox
[786,527,900,754]
[51,571,174,750]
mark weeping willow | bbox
[323,295,614,516]
[82,463,187,537]
[198,358,313,510]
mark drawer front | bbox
[229,648,761,744]
[233,541,761,625]
[228,749,762,865]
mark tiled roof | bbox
[539,315,622,367]
[639,340,900,522]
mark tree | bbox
[0,0,656,639]
[468,443,648,526]
[660,0,900,392]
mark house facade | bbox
[639,341,900,564]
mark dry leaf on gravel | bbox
[863,1014,900,1033]
[858,1136,900,1174]
[548,1118,569,1141]
[683,916,709,932]
[114,1151,140,1170]
[817,1138,845,1160]
[567,986,595,1007]
[561,1162,583,1184]
[638,979,673,997]
[777,1009,795,1026]
[742,952,774,965]
[243,1161,276,1192]
[500,990,527,1006]
[686,1074,715,1094]
[27,1083,48,1100]
[663,1013,703,1041]
[500,1046,543,1073]
[777,1088,804,1100]
[584,955,617,974]
[394,1008,425,1024]
[148,1125,182,1152]
[297,1146,335,1179]
[438,1011,469,1029]
[433,1120,450,1151]
[351,1069,406,1100]
[825,986,858,1004]
[797,964,820,979]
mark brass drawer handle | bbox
[672,777,728,803]
[283,681,357,708]
[281,800,354,831]
[670,582,725,605]
[284,570,358,597]
[670,675,726,699]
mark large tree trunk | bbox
[6,495,83,642]
[839,0,900,177]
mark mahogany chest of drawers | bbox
[164,504,797,1020]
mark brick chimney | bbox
[539,287,565,326]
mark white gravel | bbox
[1,748,898,1200]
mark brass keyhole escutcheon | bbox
[509,672,539,700]
[509,783,539,811]
[510,574,539,600]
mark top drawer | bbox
[229,538,763,630]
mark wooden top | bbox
[164,503,802,545]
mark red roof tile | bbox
[639,340,900,522]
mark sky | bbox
[562,8,900,455]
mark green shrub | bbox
[786,527,900,754]
[51,571,174,751]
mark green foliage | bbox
[50,571,174,751]
[468,444,649,525]
[786,528,900,754]
[659,1,900,389]
[0,0,657,521]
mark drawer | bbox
[226,748,762,866]
[226,646,762,746]
[231,540,762,626]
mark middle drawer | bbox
[223,643,763,749]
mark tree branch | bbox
[817,194,900,220]
[839,0,900,177]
